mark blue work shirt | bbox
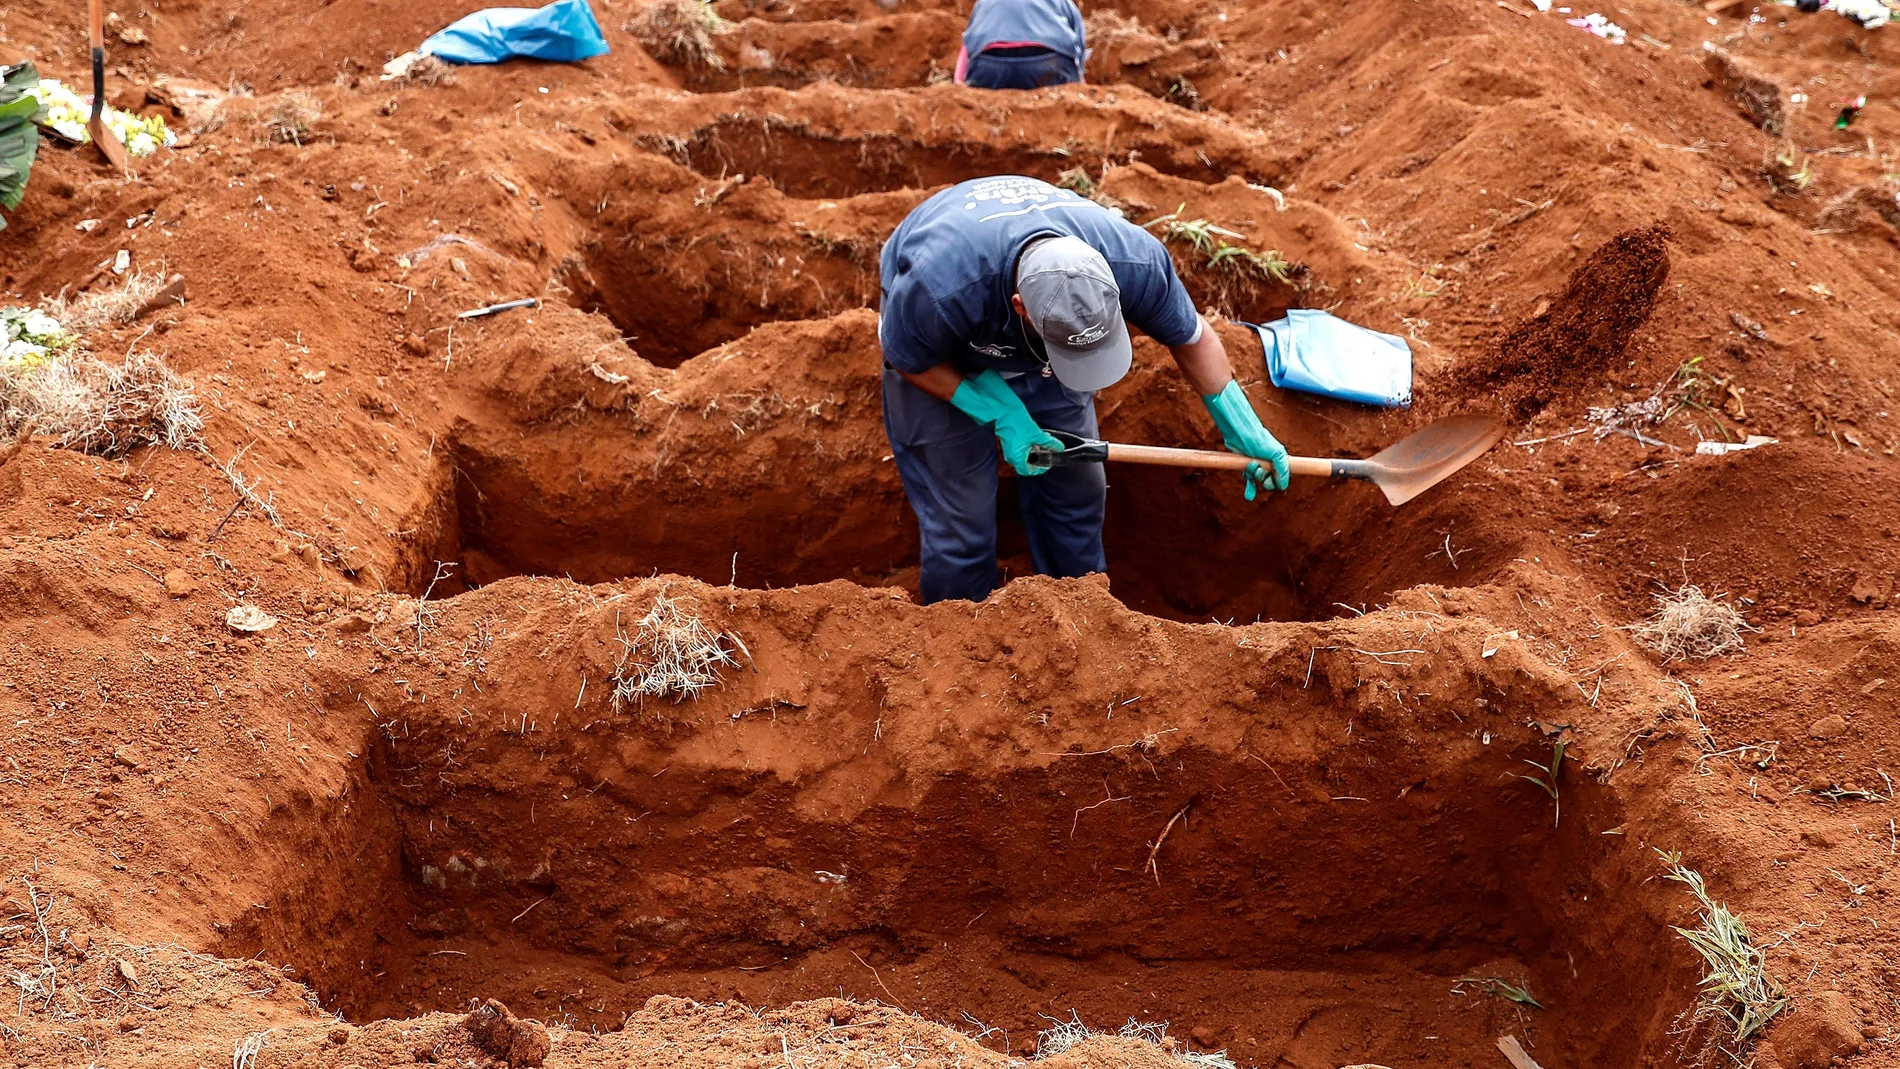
[962,0,1087,67]
[878,176,1201,377]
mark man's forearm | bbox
[1167,316,1237,396]
[898,362,967,402]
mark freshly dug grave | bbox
[207,578,1697,1069]
[425,308,1507,623]
[557,156,1353,367]
[616,82,1290,199]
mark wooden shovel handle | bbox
[1103,442,1335,477]
[90,0,105,49]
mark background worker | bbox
[879,175,1290,605]
[954,0,1087,90]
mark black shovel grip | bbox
[90,48,107,124]
[1028,428,1108,470]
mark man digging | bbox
[954,0,1088,90]
[879,174,1290,605]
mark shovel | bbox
[1029,415,1504,506]
[85,0,131,173]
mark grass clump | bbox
[2,348,204,456]
[1145,204,1297,285]
[1632,584,1751,661]
[1145,204,1241,256]
[628,0,731,70]
[1055,165,1134,217]
[1207,242,1294,284]
[1164,75,1204,112]
[1657,850,1787,1047]
[395,55,457,88]
[1033,1012,1235,1068]
[39,267,174,335]
[611,591,743,704]
[1056,166,1096,198]
[260,89,321,145]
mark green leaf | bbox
[0,62,41,215]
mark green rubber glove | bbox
[950,370,1065,476]
[1201,379,1290,500]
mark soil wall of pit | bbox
[211,579,1693,1068]
[405,310,1517,623]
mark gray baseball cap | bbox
[1016,236,1131,392]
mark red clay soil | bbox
[2,0,1900,1068]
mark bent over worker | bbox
[954,0,1086,90]
[879,175,1290,605]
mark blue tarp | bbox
[421,0,610,65]
[1248,310,1413,409]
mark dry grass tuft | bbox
[1631,584,1751,661]
[627,0,730,69]
[260,89,321,145]
[611,591,743,704]
[396,55,457,87]
[1033,1013,1235,1067]
[1658,850,1787,1049]
[1,349,204,456]
[39,268,172,335]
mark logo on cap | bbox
[1066,324,1110,346]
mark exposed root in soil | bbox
[608,589,743,704]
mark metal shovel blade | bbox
[87,0,131,174]
[88,110,130,171]
[1351,415,1505,506]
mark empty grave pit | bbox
[422,418,1510,624]
[224,687,1684,1069]
[397,307,1508,623]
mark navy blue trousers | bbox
[963,49,1082,90]
[883,367,1106,604]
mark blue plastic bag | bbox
[421,0,611,65]
[1247,309,1412,409]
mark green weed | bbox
[1056,167,1095,198]
[1145,204,1298,287]
[1455,976,1544,1008]
[1765,142,1814,195]
[1657,850,1788,1046]
[1516,739,1565,827]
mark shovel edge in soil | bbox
[86,0,131,173]
[1031,415,1505,507]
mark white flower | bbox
[1,339,49,368]
[26,79,170,158]
[20,312,62,339]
